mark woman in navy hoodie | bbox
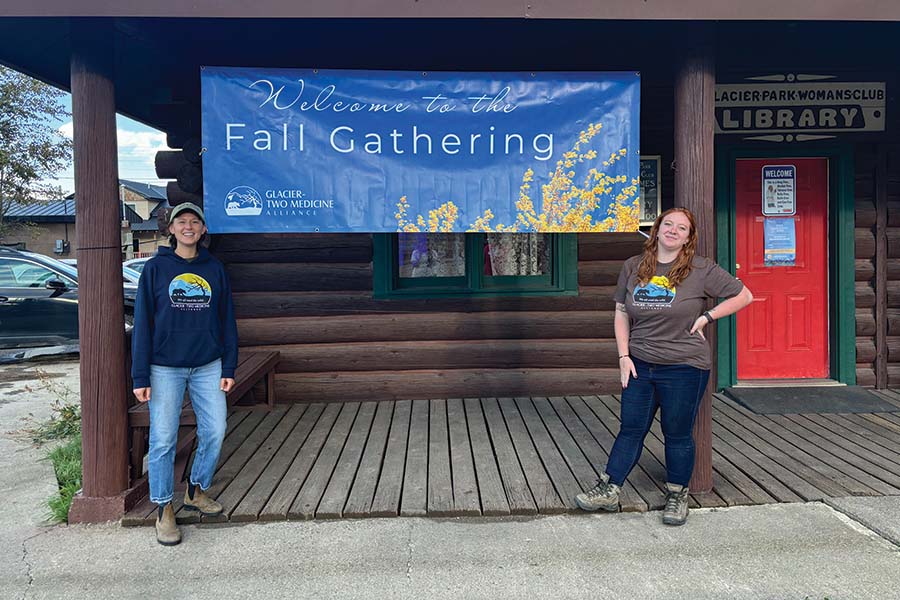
[131,202,238,546]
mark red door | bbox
[734,158,829,379]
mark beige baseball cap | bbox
[168,202,206,224]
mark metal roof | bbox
[4,199,76,222]
[120,180,167,201]
[122,203,143,224]
[4,180,163,224]
[150,199,170,217]
[130,220,163,232]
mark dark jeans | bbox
[606,357,710,487]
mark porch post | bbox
[674,25,716,493]
[67,19,130,522]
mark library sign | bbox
[715,74,885,142]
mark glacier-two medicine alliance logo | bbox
[224,186,263,216]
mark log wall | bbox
[212,232,644,403]
[856,144,900,387]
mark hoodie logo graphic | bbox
[168,274,212,308]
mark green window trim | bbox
[373,233,578,299]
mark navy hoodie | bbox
[131,246,238,389]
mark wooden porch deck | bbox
[122,391,900,526]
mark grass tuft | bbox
[47,481,80,523]
[45,433,82,523]
[20,370,84,523]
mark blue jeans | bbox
[606,357,710,488]
[148,359,226,505]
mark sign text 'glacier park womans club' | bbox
[201,68,641,233]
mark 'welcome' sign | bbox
[201,68,640,233]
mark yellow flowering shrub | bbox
[394,123,640,233]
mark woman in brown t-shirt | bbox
[576,207,753,525]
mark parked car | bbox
[0,247,137,349]
[61,258,142,285]
[122,265,142,285]
[124,256,151,273]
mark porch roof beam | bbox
[5,0,900,20]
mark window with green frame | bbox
[373,232,578,298]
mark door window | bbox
[0,260,15,286]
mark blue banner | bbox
[201,68,640,233]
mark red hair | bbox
[635,207,698,288]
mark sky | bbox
[50,95,172,194]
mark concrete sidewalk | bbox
[2,361,899,600]
[13,502,900,600]
[0,360,79,599]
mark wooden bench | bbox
[128,350,280,481]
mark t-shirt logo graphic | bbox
[168,273,212,307]
[633,275,676,306]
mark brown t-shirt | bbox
[613,255,744,370]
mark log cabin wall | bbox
[154,162,660,404]
[855,145,876,386]
[213,232,645,403]
[855,143,900,387]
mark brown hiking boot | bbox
[575,472,621,512]
[183,484,223,516]
[155,503,181,546]
[662,482,690,526]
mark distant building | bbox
[118,180,170,258]
[1,179,169,259]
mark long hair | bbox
[635,207,698,288]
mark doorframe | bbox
[714,144,856,390]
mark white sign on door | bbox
[762,164,796,216]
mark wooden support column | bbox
[674,27,716,493]
[67,19,130,523]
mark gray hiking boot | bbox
[575,473,620,512]
[662,482,690,526]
